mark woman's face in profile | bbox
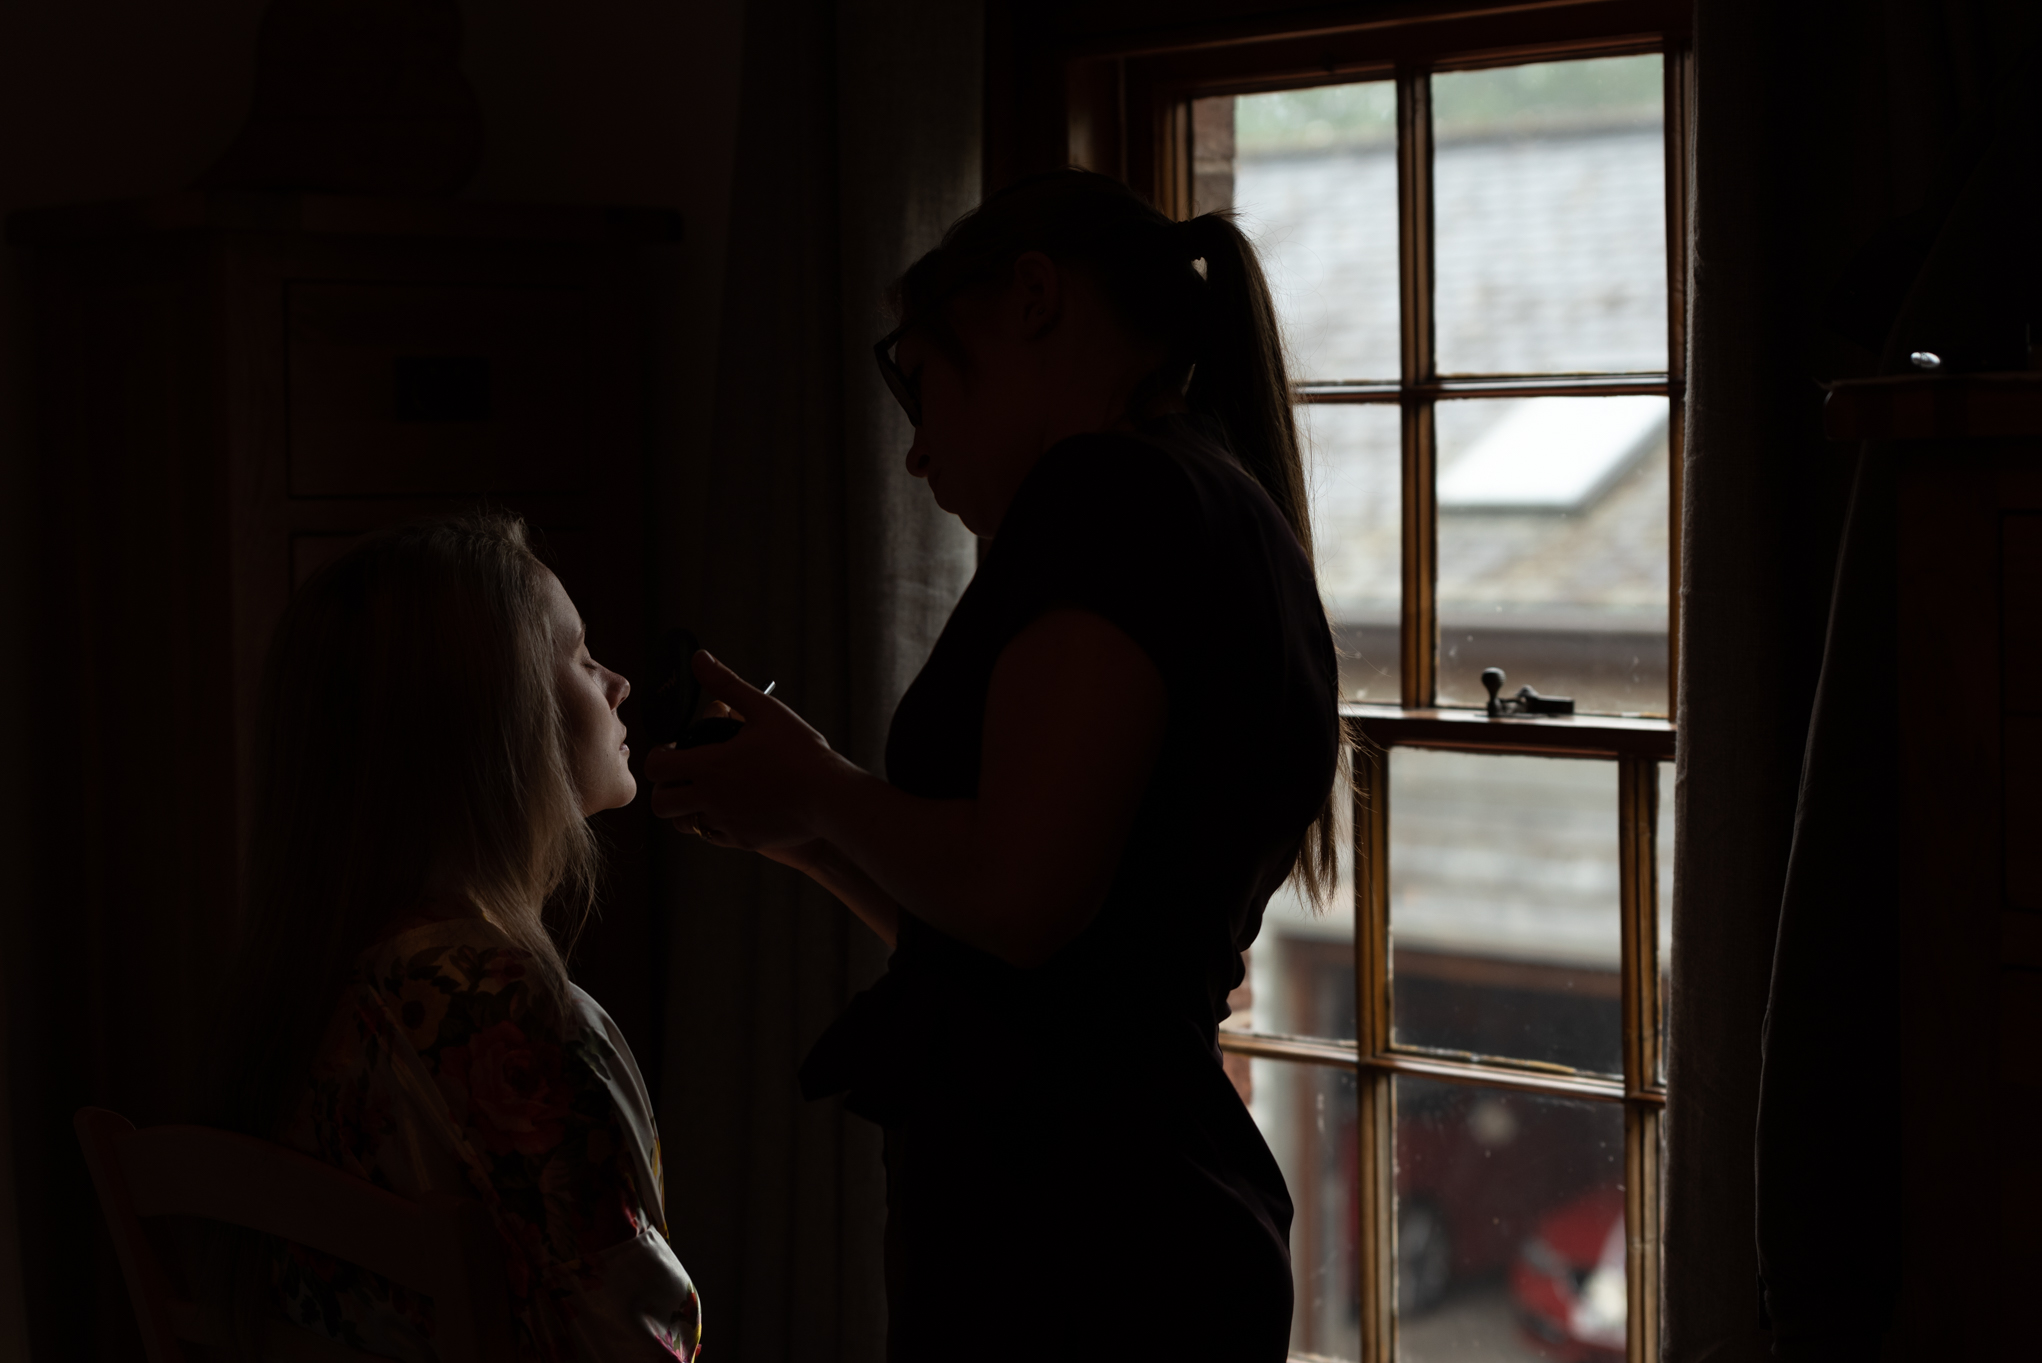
[896,259,1160,537]
[896,298,1045,537]
[541,570,637,816]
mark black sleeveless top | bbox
[800,414,1339,1129]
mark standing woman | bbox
[651,170,1339,1360]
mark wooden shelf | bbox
[1822,372,2042,442]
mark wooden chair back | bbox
[75,1106,513,1363]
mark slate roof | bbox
[1233,126,1671,631]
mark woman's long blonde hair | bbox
[211,513,598,1138]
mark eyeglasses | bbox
[872,326,922,427]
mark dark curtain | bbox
[1666,2,2033,1363]
[1753,7,2040,1361]
[1676,2,2040,1361]
[651,2,979,1360]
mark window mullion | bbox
[1618,754,1655,1092]
[1354,737,1392,1058]
[1618,753,1663,1363]
[1358,1072,1396,1363]
[1663,42,1691,717]
[1399,405,1436,711]
[1396,67,1437,711]
[1351,735,1395,1363]
[1625,1103,1663,1363]
[1641,55,1687,1356]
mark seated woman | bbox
[208,515,700,1361]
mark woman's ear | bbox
[1009,251,1063,339]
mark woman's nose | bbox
[904,433,931,479]
[610,671,631,707]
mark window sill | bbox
[1215,1029,1666,1105]
[1342,704,1676,759]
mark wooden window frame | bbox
[1035,4,1693,1361]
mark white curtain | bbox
[654,3,980,1358]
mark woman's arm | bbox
[645,609,1168,967]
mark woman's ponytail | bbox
[1178,212,1339,906]
[1179,213,1313,565]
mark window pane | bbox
[1227,746,1356,1043]
[1395,1078,1625,1360]
[1432,54,1666,376]
[1306,401,1402,703]
[1434,396,1670,716]
[1656,758,1675,1085]
[1198,83,1401,383]
[1389,748,1621,1074]
[1245,1057,1361,1359]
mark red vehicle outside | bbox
[1509,1188,1627,1359]
[1339,1080,1625,1352]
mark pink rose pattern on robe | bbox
[275,925,702,1362]
[440,1019,575,1156]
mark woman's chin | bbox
[582,771,640,817]
[932,485,985,534]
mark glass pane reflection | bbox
[1227,750,1357,1044]
[1199,82,1402,383]
[1246,1058,1360,1360]
[1389,748,1622,1074]
[1432,55,1666,377]
[1395,1078,1624,1362]
[1435,396,1671,717]
[1304,402,1402,703]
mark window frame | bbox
[1045,4,1692,1361]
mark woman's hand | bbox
[803,609,1165,967]
[644,653,852,849]
[647,614,1167,968]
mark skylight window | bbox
[1438,394,1667,513]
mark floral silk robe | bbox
[272,919,702,1361]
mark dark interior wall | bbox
[0,2,747,1356]
[0,6,271,1352]
[455,0,747,599]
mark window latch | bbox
[1481,667,1575,717]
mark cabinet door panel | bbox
[288,283,593,496]
[2006,513,2041,715]
[2007,715,2042,913]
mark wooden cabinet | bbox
[9,194,676,1337]
[1826,375,2042,1354]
